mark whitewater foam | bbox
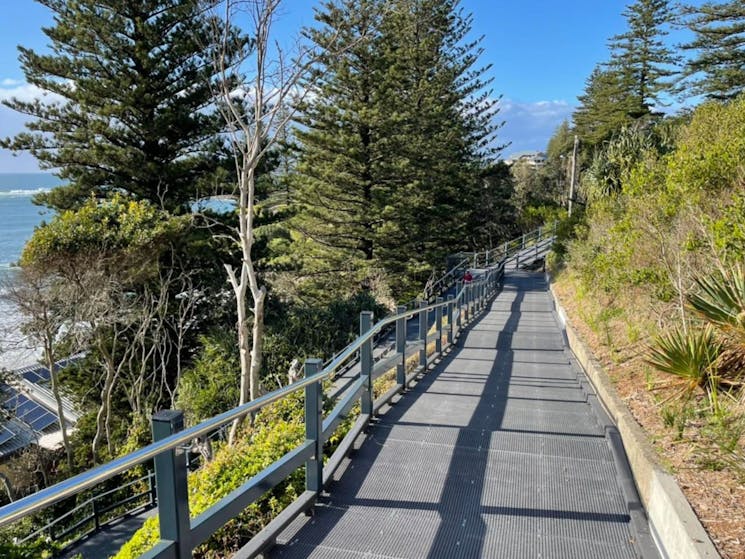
[0,188,50,198]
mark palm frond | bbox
[688,264,745,332]
[646,325,722,394]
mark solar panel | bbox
[22,366,52,384]
[15,397,37,417]
[0,426,15,446]
[30,413,58,432]
[1,387,61,433]
[20,407,46,424]
[23,370,43,383]
[3,387,18,410]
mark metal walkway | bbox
[269,272,657,559]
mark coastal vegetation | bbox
[545,1,745,555]
[0,0,509,556]
[0,0,744,557]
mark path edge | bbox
[547,275,720,559]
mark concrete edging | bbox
[548,279,720,559]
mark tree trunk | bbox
[249,287,267,402]
[92,352,116,461]
[45,338,73,471]
[227,265,252,446]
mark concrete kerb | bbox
[547,274,720,559]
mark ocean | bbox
[0,173,60,269]
[0,174,232,369]
[0,173,62,370]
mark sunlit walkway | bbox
[269,272,658,559]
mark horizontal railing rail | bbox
[0,260,511,559]
[424,221,556,301]
[18,471,156,549]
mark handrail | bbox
[0,265,496,529]
[424,221,556,301]
[0,259,516,559]
[19,471,155,546]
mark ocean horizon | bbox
[0,172,62,269]
[0,173,62,370]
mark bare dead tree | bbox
[2,270,74,470]
[210,0,337,444]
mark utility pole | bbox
[568,135,578,217]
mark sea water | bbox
[0,173,59,269]
[0,173,61,370]
[0,175,234,369]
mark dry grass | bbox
[553,277,745,559]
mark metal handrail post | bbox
[463,285,470,323]
[395,305,406,390]
[148,469,156,507]
[92,498,100,532]
[152,410,190,559]
[304,359,323,494]
[360,312,373,415]
[446,295,454,346]
[455,281,463,332]
[435,297,443,355]
[470,283,475,317]
[418,300,427,369]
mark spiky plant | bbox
[688,264,745,381]
[646,325,722,405]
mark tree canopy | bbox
[680,1,745,100]
[291,0,501,300]
[1,0,229,212]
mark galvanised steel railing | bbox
[424,221,557,301]
[18,471,156,548]
[0,260,508,559]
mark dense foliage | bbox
[555,96,745,498]
[291,0,501,301]
[1,0,231,213]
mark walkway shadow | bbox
[270,273,635,558]
[270,276,526,558]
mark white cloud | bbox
[0,81,65,104]
[0,82,61,173]
[494,98,574,157]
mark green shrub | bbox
[667,97,745,196]
[646,325,722,405]
[175,333,240,425]
[114,395,306,559]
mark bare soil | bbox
[553,278,745,559]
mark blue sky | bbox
[0,0,688,172]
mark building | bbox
[505,151,547,168]
[0,359,79,459]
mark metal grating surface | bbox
[269,272,656,559]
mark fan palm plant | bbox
[688,264,745,383]
[646,325,722,407]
